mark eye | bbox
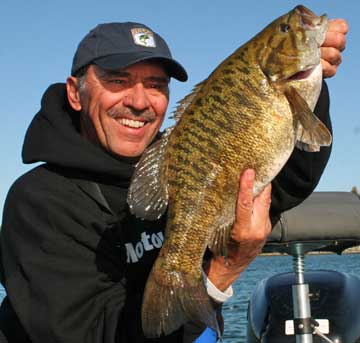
[148,82,162,89]
[280,23,291,33]
[145,81,169,94]
[109,79,126,85]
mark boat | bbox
[247,191,360,343]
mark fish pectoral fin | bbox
[285,86,332,152]
[127,127,173,220]
[208,221,233,257]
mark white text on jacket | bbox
[125,231,164,263]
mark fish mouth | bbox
[295,5,328,46]
[295,5,327,28]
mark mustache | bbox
[107,106,157,122]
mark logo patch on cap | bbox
[131,28,156,48]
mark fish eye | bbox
[280,23,291,33]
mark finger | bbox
[252,184,272,232]
[327,18,349,35]
[322,32,347,52]
[254,183,272,216]
[321,47,342,66]
[235,169,255,225]
[321,58,338,79]
[322,28,347,52]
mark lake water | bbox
[221,253,360,343]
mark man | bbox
[0,19,347,343]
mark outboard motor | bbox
[247,192,360,343]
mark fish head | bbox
[258,5,328,84]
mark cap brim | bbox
[93,52,188,82]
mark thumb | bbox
[253,183,272,229]
[235,169,255,226]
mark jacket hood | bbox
[22,83,141,182]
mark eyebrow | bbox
[100,70,130,78]
[144,76,170,84]
[99,70,169,83]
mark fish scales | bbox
[127,5,332,338]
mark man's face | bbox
[70,61,169,157]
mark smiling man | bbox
[0,20,347,343]
[68,62,170,157]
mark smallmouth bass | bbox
[128,5,331,337]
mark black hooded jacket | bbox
[0,82,332,343]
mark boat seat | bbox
[265,192,360,254]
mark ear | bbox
[66,76,82,111]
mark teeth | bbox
[118,118,146,128]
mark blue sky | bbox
[1,0,359,216]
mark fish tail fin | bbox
[141,263,219,338]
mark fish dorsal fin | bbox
[127,127,174,220]
[285,86,332,152]
[170,80,206,122]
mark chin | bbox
[111,143,147,158]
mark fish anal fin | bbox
[285,86,332,152]
[208,221,234,257]
[127,127,173,220]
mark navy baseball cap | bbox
[71,22,188,82]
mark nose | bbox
[122,83,150,113]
